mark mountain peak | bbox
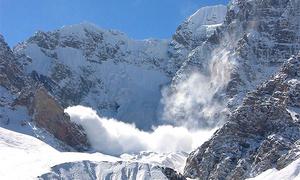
[187,4,227,26]
[173,4,227,48]
[57,22,127,39]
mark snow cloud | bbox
[161,49,233,128]
[65,106,215,156]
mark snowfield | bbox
[0,127,188,179]
[0,127,119,179]
[1,124,299,180]
[248,158,300,180]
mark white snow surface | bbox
[0,127,187,180]
[121,151,188,173]
[0,127,118,179]
[41,161,169,180]
[175,4,227,46]
[187,5,227,26]
[248,158,300,180]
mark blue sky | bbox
[0,0,228,46]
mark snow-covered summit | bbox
[187,5,227,26]
[173,4,227,48]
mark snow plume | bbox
[65,106,215,156]
[161,49,234,128]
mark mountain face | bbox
[165,0,300,128]
[13,23,173,130]
[173,4,227,49]
[184,53,300,179]
[182,0,300,179]
[0,0,300,179]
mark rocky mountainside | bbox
[12,23,172,129]
[184,53,300,179]
[0,35,89,151]
[0,35,24,91]
[182,0,300,179]
[163,0,300,128]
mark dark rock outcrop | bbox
[31,87,90,151]
[161,167,187,180]
[0,35,24,91]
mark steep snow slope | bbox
[13,23,171,130]
[0,35,29,133]
[173,5,227,49]
[0,127,185,180]
[0,34,85,151]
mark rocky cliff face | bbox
[182,0,300,179]
[184,53,300,179]
[164,0,300,128]
[0,35,24,91]
[31,88,89,151]
[0,35,89,151]
[224,0,300,106]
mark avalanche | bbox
[65,105,216,155]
